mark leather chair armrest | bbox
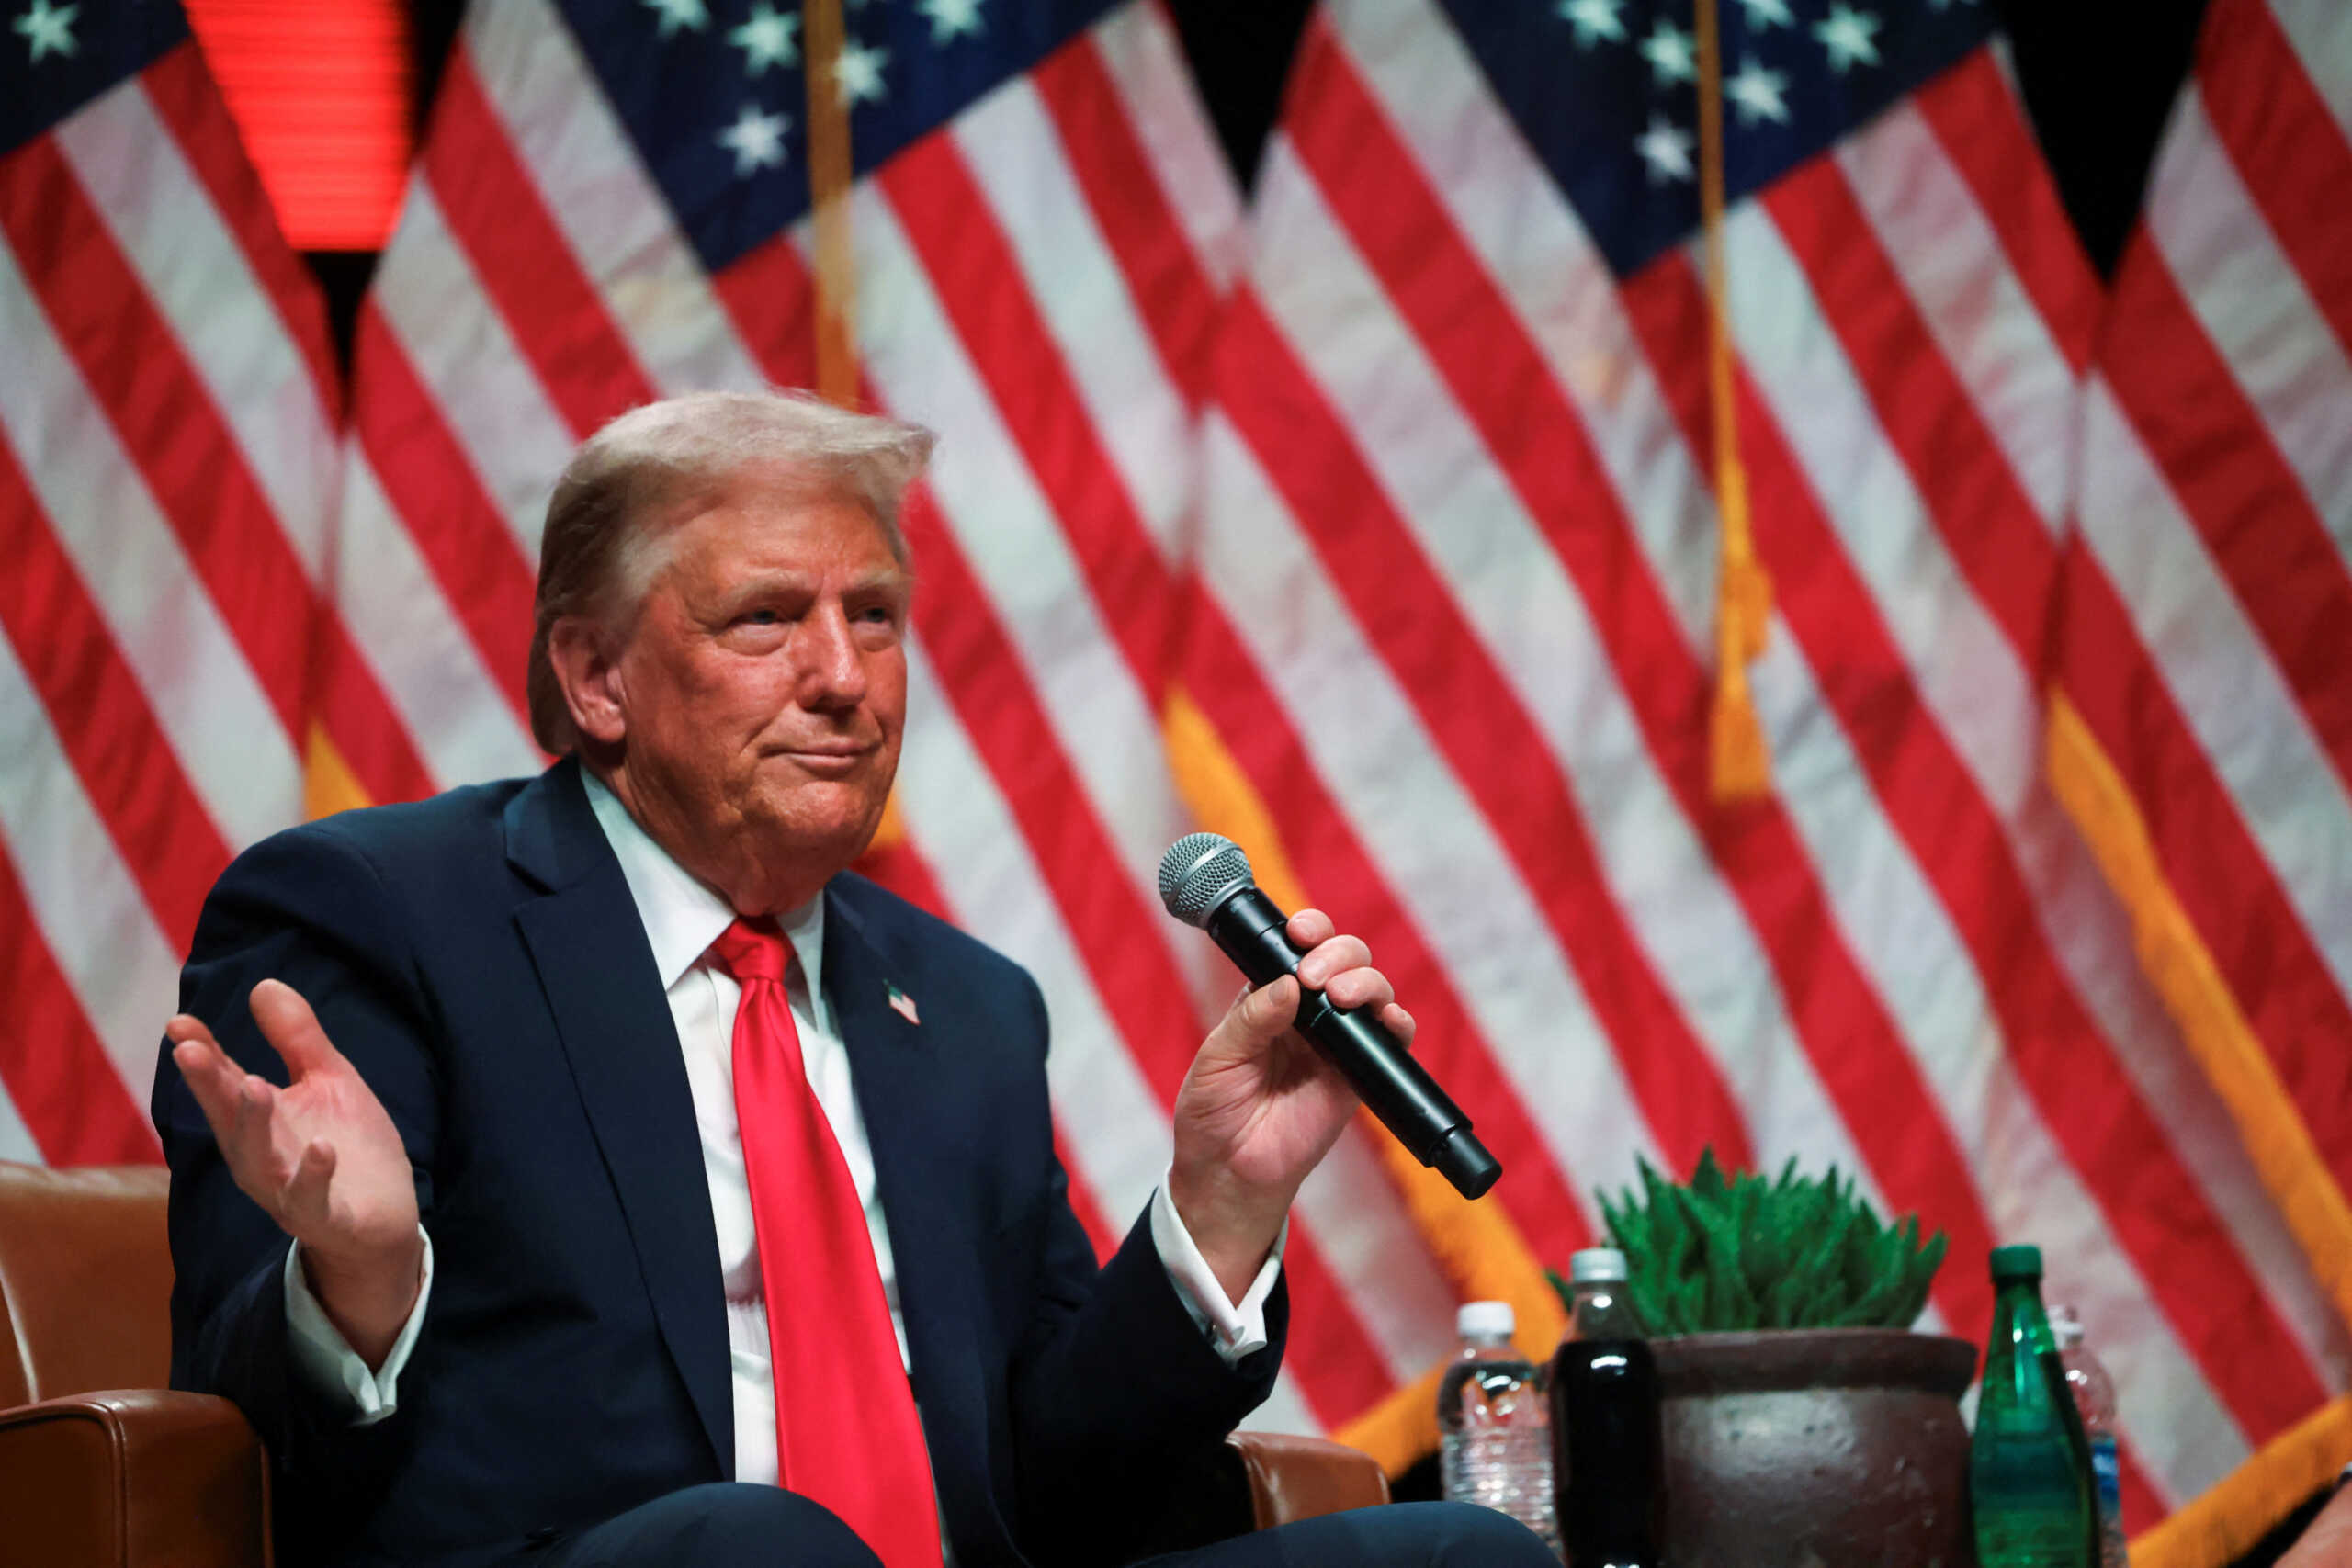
[1226,1430,1390,1527]
[0,1390,271,1568]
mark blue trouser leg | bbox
[1136,1501,1559,1567]
[535,1483,883,1568]
[534,1487,1553,1568]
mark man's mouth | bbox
[769,742,875,774]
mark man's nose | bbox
[796,605,868,707]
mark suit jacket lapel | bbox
[504,762,733,1476]
[823,891,956,1338]
[822,893,990,1450]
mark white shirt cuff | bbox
[1150,1172,1284,1366]
[283,1226,434,1426]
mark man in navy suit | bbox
[155,392,1553,1568]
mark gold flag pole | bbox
[803,0,916,854]
[802,0,857,409]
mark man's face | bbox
[603,465,910,906]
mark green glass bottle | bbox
[1972,1246,2099,1568]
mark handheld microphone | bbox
[1158,833,1500,1201]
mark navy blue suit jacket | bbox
[153,761,1284,1568]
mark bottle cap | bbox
[2047,1303,2085,1348]
[1989,1244,2042,1280]
[1570,1247,1628,1284]
[1457,1301,1515,1339]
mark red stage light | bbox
[183,0,412,252]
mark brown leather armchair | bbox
[0,1163,269,1568]
[0,1161,1385,1566]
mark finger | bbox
[248,979,344,1079]
[1294,934,1371,991]
[1380,1002,1416,1050]
[171,1036,267,1158]
[1283,908,1337,953]
[279,1139,338,1235]
[229,1072,280,1156]
[1319,964,1396,1015]
[1234,974,1301,1045]
[168,1022,235,1093]
[169,1029,300,1213]
[167,1016,244,1104]
[164,1011,220,1051]
[171,1034,254,1133]
[209,1073,299,1207]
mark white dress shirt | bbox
[285,772,1284,1474]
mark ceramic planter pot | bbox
[1648,1327,1978,1568]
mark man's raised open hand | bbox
[167,980,423,1367]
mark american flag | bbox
[0,0,340,1166]
[1184,0,2351,1537]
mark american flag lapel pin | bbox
[886,983,921,1027]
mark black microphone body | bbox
[1202,885,1501,1201]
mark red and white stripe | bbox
[0,39,346,1168]
[322,0,1458,1435]
[1191,0,2350,1523]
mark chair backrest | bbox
[0,1161,173,1406]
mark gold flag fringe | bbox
[2050,693,2352,1565]
[2132,1397,2352,1568]
[2046,696,2352,1337]
[1695,0,1772,804]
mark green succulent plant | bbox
[1554,1149,1947,1337]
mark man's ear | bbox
[547,615,628,747]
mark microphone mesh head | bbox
[1159,833,1254,928]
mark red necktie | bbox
[708,919,944,1567]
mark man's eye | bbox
[741,608,782,626]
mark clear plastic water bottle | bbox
[1438,1300,1560,1552]
[2050,1304,2128,1568]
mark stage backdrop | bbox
[3,2,2347,1563]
